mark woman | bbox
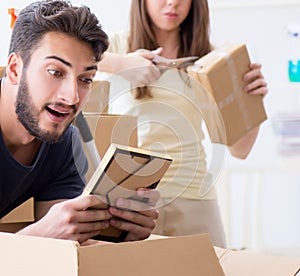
[98,0,268,247]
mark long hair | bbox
[9,0,109,67]
[128,0,211,98]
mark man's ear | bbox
[6,53,23,85]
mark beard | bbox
[15,71,70,144]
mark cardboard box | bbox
[215,247,300,276]
[78,80,138,180]
[85,113,138,159]
[0,233,225,276]
[81,113,138,181]
[0,198,34,233]
[187,43,267,145]
[82,80,110,114]
[0,231,298,275]
[0,66,4,78]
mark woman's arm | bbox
[98,49,162,87]
[228,63,268,159]
[228,126,260,159]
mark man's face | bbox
[16,32,97,143]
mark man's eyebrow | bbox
[45,56,97,71]
[85,65,98,71]
[46,56,72,67]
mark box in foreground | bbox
[0,231,299,276]
[0,233,224,276]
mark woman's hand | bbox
[243,63,268,97]
[117,48,163,87]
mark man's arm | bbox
[34,199,65,220]
[17,188,159,244]
[17,196,112,244]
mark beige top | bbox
[102,31,218,200]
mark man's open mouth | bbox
[45,106,70,118]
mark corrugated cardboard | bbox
[0,222,31,233]
[0,198,34,223]
[84,113,138,158]
[0,66,4,78]
[0,233,225,276]
[82,80,110,114]
[82,113,138,181]
[187,43,267,145]
[78,80,136,179]
[79,80,138,180]
[0,198,34,233]
[215,247,300,276]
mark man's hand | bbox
[18,188,160,243]
[18,195,112,244]
[108,188,160,241]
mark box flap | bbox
[0,198,34,223]
[78,234,225,276]
[0,232,79,276]
[215,247,300,276]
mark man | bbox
[0,0,159,244]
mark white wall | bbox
[0,0,131,65]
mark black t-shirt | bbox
[0,79,88,218]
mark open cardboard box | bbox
[0,231,299,276]
[0,233,225,276]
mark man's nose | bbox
[57,79,79,106]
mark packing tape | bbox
[209,48,252,130]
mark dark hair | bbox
[9,0,109,66]
[128,0,211,98]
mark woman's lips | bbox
[164,12,178,19]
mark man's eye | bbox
[80,78,93,84]
[48,69,63,77]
